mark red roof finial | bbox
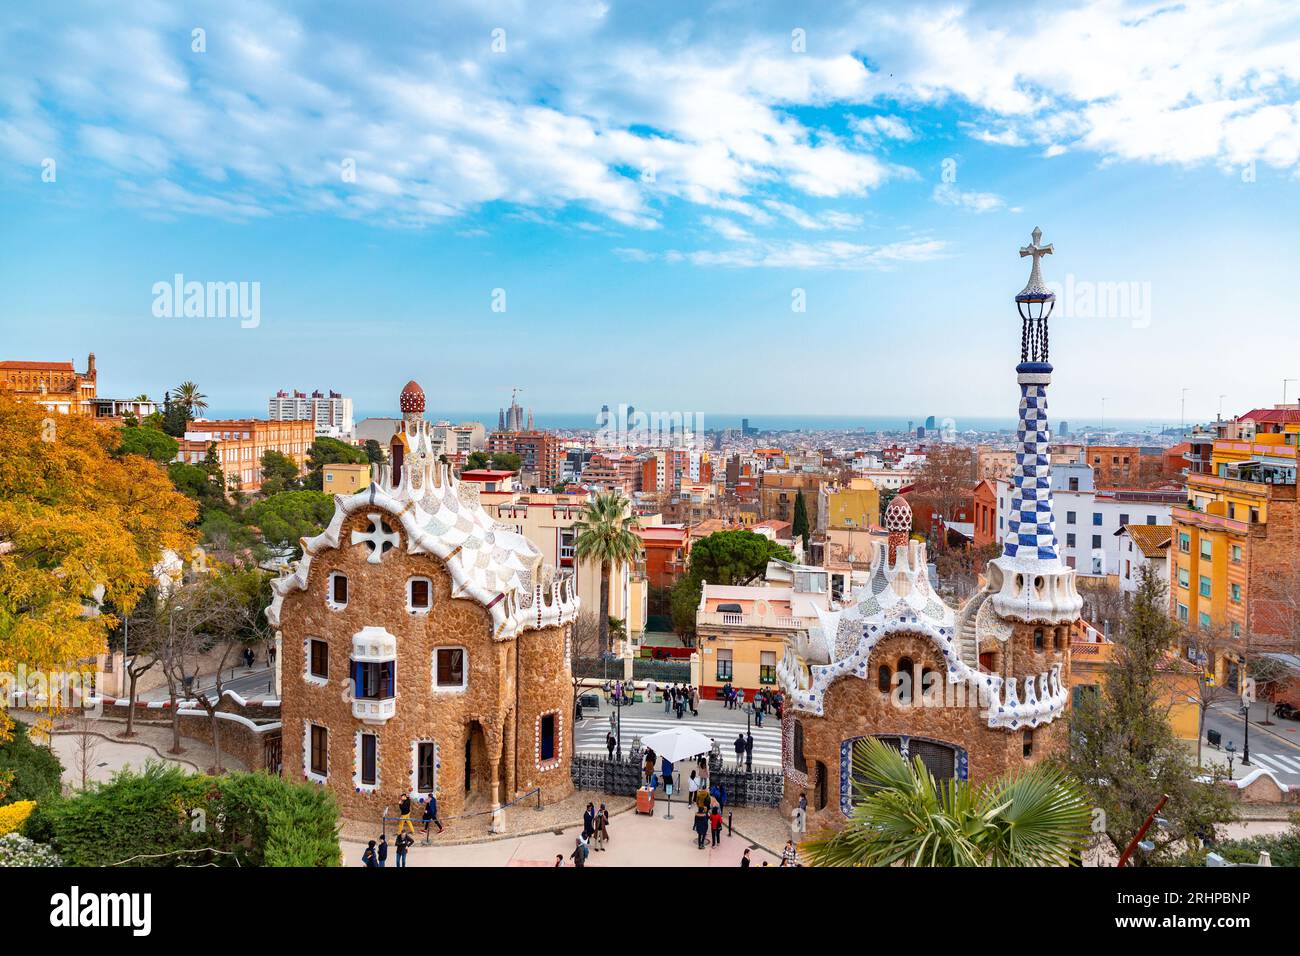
[400,380,425,414]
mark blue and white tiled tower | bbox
[989,228,1083,624]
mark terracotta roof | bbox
[1239,408,1300,424]
[0,360,74,370]
[1117,523,1172,557]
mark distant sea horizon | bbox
[203,409,1181,436]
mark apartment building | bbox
[176,418,314,493]
[268,388,354,439]
[488,429,562,488]
[1170,408,1300,688]
[1083,444,1177,488]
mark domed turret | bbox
[399,380,425,414]
[885,495,912,564]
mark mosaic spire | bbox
[1003,228,1059,563]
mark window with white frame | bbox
[536,710,561,770]
[413,740,437,794]
[328,571,348,608]
[433,647,467,691]
[355,731,379,790]
[408,577,432,612]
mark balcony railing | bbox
[1171,505,1249,535]
[697,611,804,630]
[352,696,397,724]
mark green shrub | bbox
[25,762,340,867]
[0,720,64,805]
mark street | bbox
[574,695,783,768]
[1201,699,1300,781]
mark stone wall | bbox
[787,627,1070,834]
[279,510,572,824]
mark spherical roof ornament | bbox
[885,496,912,535]
[400,380,425,414]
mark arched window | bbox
[877,664,892,693]
[793,720,807,774]
[1033,628,1044,651]
[896,657,914,705]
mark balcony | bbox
[352,696,397,723]
[697,610,803,631]
[1172,505,1249,535]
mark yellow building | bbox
[1170,408,1299,689]
[1070,629,1201,742]
[322,462,371,495]
[820,477,880,531]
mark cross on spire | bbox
[1017,226,1054,300]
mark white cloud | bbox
[931,182,1009,214]
[623,236,947,271]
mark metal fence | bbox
[571,656,620,680]
[631,658,690,682]
[570,754,783,807]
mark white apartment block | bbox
[268,389,354,439]
[995,463,1179,578]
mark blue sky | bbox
[2,1,1299,425]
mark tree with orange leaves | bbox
[0,395,198,739]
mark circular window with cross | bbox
[350,512,399,564]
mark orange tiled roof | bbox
[1119,523,1172,558]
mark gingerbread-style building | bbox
[778,229,1084,830]
[268,381,579,823]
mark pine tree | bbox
[1059,565,1236,864]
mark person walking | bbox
[781,839,798,867]
[592,804,610,851]
[570,835,589,867]
[692,804,709,849]
[606,730,616,760]
[745,731,754,773]
[664,683,673,714]
[794,791,808,834]
[689,685,699,717]
[362,840,378,867]
[740,848,751,868]
[376,834,389,868]
[710,806,723,847]
[421,795,445,840]
[582,802,596,844]
[646,678,657,704]
[395,831,413,868]
[687,769,699,805]
[734,732,746,770]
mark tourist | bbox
[709,806,723,846]
[421,795,445,838]
[646,678,657,703]
[661,755,673,792]
[555,854,564,867]
[395,831,413,868]
[593,804,610,851]
[781,839,798,866]
[606,730,616,760]
[377,834,389,867]
[396,791,416,837]
[687,769,699,804]
[644,750,656,784]
[689,685,699,716]
[755,703,764,728]
[582,802,596,843]
[745,732,754,772]
[693,804,709,849]
[735,688,745,712]
[733,732,746,769]
[571,835,589,867]
[740,848,751,868]
[797,791,808,833]
[362,840,377,867]
[664,684,673,714]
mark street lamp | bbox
[1225,740,1237,778]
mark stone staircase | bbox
[956,589,990,667]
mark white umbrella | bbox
[640,727,712,764]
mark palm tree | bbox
[173,381,208,418]
[573,493,643,656]
[802,736,1090,867]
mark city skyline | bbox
[2,1,1299,420]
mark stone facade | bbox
[270,381,578,824]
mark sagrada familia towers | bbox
[778,229,1084,829]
